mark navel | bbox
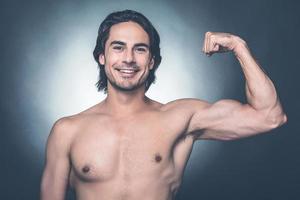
[82,166,90,173]
[154,153,162,163]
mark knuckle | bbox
[210,34,216,41]
[205,31,211,37]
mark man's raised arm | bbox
[40,118,73,200]
[185,32,287,140]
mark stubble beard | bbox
[107,77,146,92]
[106,64,149,92]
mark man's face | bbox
[99,21,154,92]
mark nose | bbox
[123,49,135,64]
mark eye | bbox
[112,45,123,51]
[135,47,147,53]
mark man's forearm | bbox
[234,42,287,123]
[202,31,287,126]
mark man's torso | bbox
[66,100,197,200]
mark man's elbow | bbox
[266,112,288,130]
[278,113,288,126]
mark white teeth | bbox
[119,69,135,73]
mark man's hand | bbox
[202,32,247,56]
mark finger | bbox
[208,33,215,54]
[205,32,211,54]
[206,32,211,54]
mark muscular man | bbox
[40,10,287,200]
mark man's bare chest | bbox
[69,118,185,183]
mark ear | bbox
[99,54,105,65]
[149,57,154,70]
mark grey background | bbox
[0,0,299,199]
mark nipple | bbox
[82,166,90,173]
[154,153,162,163]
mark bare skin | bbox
[40,22,287,200]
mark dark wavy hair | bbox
[93,10,162,93]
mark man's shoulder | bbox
[55,101,110,127]
[46,115,79,151]
[161,98,209,112]
[51,115,80,138]
[54,110,100,130]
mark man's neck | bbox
[103,86,150,117]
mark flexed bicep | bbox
[187,99,280,141]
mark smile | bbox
[115,68,139,78]
[118,69,137,73]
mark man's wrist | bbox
[233,38,250,58]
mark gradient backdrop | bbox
[1,0,299,199]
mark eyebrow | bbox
[134,43,149,49]
[110,40,149,49]
[110,41,126,46]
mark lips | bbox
[118,69,138,74]
[115,68,139,78]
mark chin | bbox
[107,72,149,92]
[110,81,145,92]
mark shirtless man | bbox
[40,10,287,200]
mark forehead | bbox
[107,21,150,45]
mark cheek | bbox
[105,54,119,67]
[138,55,152,67]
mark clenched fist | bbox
[202,32,247,56]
